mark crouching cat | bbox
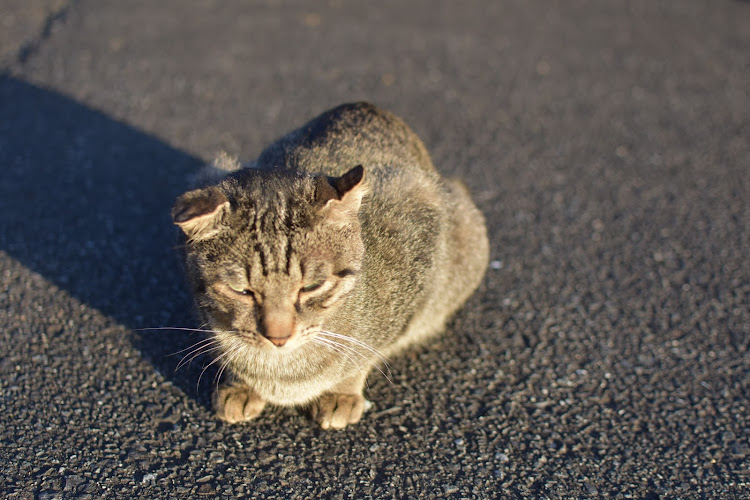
[172,103,488,429]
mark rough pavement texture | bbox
[1,0,748,498]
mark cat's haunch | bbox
[173,102,488,429]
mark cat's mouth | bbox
[232,329,300,350]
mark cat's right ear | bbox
[315,165,367,224]
[172,187,230,241]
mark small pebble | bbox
[141,473,157,484]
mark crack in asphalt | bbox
[13,0,78,68]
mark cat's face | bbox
[173,166,365,353]
[187,220,362,352]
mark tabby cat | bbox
[172,102,488,429]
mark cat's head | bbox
[172,166,366,352]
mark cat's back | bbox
[256,102,436,178]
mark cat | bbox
[172,102,488,429]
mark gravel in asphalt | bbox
[1,0,748,497]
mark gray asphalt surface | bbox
[1,0,748,498]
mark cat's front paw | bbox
[213,384,266,424]
[310,393,367,429]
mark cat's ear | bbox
[331,164,365,198]
[315,165,367,222]
[172,187,230,241]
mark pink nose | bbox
[262,314,294,347]
[265,335,290,347]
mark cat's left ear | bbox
[315,165,367,221]
[172,186,230,241]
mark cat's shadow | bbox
[0,75,212,404]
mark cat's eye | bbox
[300,281,325,293]
[227,283,253,296]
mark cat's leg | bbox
[309,372,368,429]
[213,383,267,423]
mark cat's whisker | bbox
[317,330,392,363]
[314,335,393,384]
[138,326,244,372]
[214,339,245,388]
[169,335,218,357]
[197,347,236,391]
[174,337,221,359]
[317,330,393,381]
[214,356,231,388]
[137,326,236,335]
[176,339,224,372]
[312,338,371,388]
[316,339,389,387]
[314,337,369,371]
[318,337,393,383]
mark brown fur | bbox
[172,103,488,429]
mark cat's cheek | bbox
[320,296,339,309]
[206,314,233,333]
[320,280,356,309]
[200,300,240,332]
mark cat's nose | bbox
[262,311,294,347]
[266,335,290,347]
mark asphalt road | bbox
[1,0,748,498]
